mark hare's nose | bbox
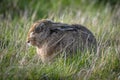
[26,40,31,46]
[27,40,30,43]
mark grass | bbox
[0,0,120,80]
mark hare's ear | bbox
[51,23,76,31]
[55,27,76,31]
[34,23,45,33]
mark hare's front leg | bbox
[36,47,58,63]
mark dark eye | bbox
[34,23,44,33]
[35,26,41,33]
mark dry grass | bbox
[0,1,120,80]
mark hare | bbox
[26,19,97,63]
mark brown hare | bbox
[26,19,97,63]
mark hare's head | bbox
[26,19,54,47]
[26,19,76,47]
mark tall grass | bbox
[0,0,120,80]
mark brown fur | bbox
[26,19,97,63]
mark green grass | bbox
[0,0,120,80]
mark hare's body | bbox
[27,19,97,63]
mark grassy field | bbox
[0,0,120,80]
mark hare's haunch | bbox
[26,19,97,63]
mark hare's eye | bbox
[34,23,44,33]
[35,27,41,33]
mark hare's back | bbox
[71,24,97,50]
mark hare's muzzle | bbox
[26,36,37,47]
[26,32,35,46]
[26,40,31,46]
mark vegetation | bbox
[0,0,120,80]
